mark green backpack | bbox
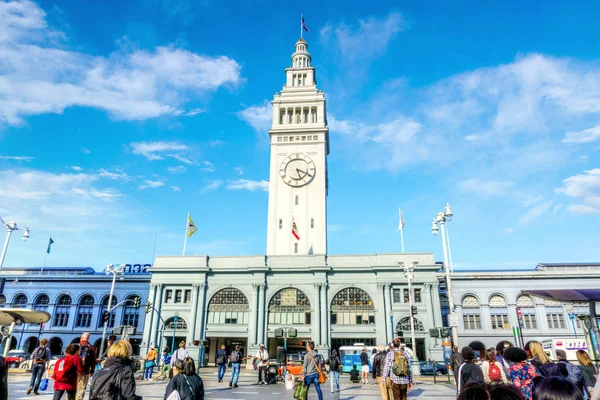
[392,350,409,377]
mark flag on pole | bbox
[292,218,300,240]
[46,237,54,254]
[187,215,198,237]
[397,209,404,231]
[302,15,309,32]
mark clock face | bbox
[280,153,316,187]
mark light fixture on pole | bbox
[404,261,420,376]
[99,263,124,359]
[0,217,30,271]
[432,203,460,347]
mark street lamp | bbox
[99,264,124,359]
[172,312,180,352]
[432,203,460,347]
[389,311,394,343]
[0,217,30,271]
[404,261,420,376]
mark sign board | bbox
[448,314,459,327]
[429,328,440,337]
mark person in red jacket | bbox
[52,344,84,400]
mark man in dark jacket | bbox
[457,347,484,394]
[450,345,463,385]
[360,347,369,384]
[216,345,227,383]
[76,332,97,400]
[373,344,391,400]
[89,341,137,400]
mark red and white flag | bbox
[302,15,309,32]
[292,218,300,240]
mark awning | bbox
[522,289,600,302]
[0,308,51,325]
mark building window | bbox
[279,110,284,124]
[516,295,537,329]
[122,295,141,328]
[277,137,282,142]
[310,218,314,228]
[207,288,250,325]
[295,195,299,205]
[175,290,182,303]
[462,295,482,330]
[294,243,298,253]
[98,295,117,328]
[12,293,28,307]
[545,300,566,329]
[283,137,288,142]
[75,295,94,328]
[397,317,424,332]
[440,295,450,327]
[313,135,318,140]
[165,316,187,330]
[331,287,375,325]
[54,295,72,327]
[489,295,509,330]
[165,290,173,303]
[34,294,50,313]
[279,219,282,229]
[414,289,422,303]
[269,288,311,325]
[393,289,401,303]
[311,108,317,123]
[184,290,191,304]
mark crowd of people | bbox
[451,340,600,400]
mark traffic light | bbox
[102,311,110,322]
[298,341,304,347]
[274,328,284,338]
[411,306,418,316]
[145,301,152,314]
[288,328,297,338]
[133,297,140,308]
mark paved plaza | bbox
[8,369,457,399]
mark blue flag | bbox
[46,237,54,254]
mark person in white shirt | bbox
[170,341,190,368]
[255,344,270,385]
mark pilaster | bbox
[151,284,163,346]
[251,283,260,345]
[319,282,328,350]
[312,283,322,345]
[376,283,388,344]
[257,283,267,345]
[190,283,201,340]
[385,283,393,338]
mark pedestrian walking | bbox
[556,349,587,396]
[326,349,341,393]
[370,348,377,384]
[228,344,243,388]
[27,338,51,395]
[164,357,204,400]
[482,348,509,385]
[457,347,485,394]
[577,350,597,396]
[254,344,269,385]
[360,347,370,384]
[89,341,138,400]
[302,341,324,400]
[144,345,158,381]
[381,339,413,400]
[156,348,172,381]
[450,345,463,384]
[170,341,190,369]
[524,341,559,378]
[51,344,83,400]
[373,344,392,400]
[504,347,538,400]
[76,332,97,400]
[216,345,227,383]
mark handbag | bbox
[166,390,181,400]
[293,381,308,400]
[145,360,155,368]
[307,352,327,384]
[40,374,48,391]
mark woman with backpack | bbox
[89,341,138,400]
[482,348,509,385]
[326,349,341,393]
[504,347,538,400]
[525,341,557,379]
[164,357,204,400]
[577,350,598,396]
[52,344,83,400]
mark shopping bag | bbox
[293,382,308,400]
[40,378,48,391]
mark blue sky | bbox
[1,0,599,270]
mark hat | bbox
[259,344,265,347]
[235,345,241,349]
[150,345,155,349]
[503,347,528,363]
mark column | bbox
[151,284,163,347]
[196,283,207,367]
[313,283,322,345]
[190,283,200,340]
[251,284,260,345]
[385,283,393,337]
[376,283,388,343]
[320,283,328,348]
[257,283,266,345]
[143,284,157,348]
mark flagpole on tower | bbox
[301,13,303,39]
[398,208,405,253]
[183,212,190,256]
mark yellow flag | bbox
[187,215,198,237]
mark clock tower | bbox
[266,38,329,256]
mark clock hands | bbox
[295,168,313,179]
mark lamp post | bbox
[404,261,420,376]
[432,203,460,347]
[99,264,124,359]
[389,312,394,343]
[0,217,30,271]
[172,312,180,352]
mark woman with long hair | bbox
[89,341,138,400]
[525,341,557,378]
[576,350,597,394]
[165,357,204,400]
[482,348,509,385]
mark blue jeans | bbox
[144,366,154,380]
[304,373,323,400]
[330,371,340,392]
[218,364,227,381]
[30,363,45,392]
[229,363,240,384]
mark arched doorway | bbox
[71,338,81,344]
[396,317,426,361]
[164,316,188,354]
[49,337,63,355]
[267,288,311,356]
[24,337,39,353]
[330,287,376,350]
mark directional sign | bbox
[448,314,459,327]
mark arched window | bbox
[75,295,94,328]
[165,316,187,330]
[516,295,537,329]
[122,295,141,328]
[54,295,72,327]
[544,299,565,329]
[331,287,375,325]
[207,288,249,325]
[440,295,450,327]
[268,288,311,325]
[397,317,424,332]
[489,295,509,330]
[34,295,50,312]
[98,295,117,328]
[12,293,28,307]
[462,295,481,330]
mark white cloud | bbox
[226,179,269,192]
[129,141,197,165]
[209,139,227,147]
[202,179,223,193]
[201,161,215,172]
[234,166,244,176]
[71,166,82,171]
[459,179,514,197]
[0,0,242,126]
[98,168,129,181]
[518,201,553,226]
[320,12,408,63]
[236,100,271,135]
[167,165,187,174]
[139,180,165,189]
[504,228,515,233]
[558,168,600,214]
[0,155,33,162]
[82,147,91,154]
[562,125,600,144]
[567,204,600,215]
[171,185,181,192]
